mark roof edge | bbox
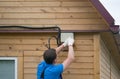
[90,0,119,33]
[90,0,114,25]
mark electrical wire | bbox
[0,26,61,49]
[46,36,58,49]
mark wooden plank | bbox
[24,57,43,62]
[0,38,93,45]
[63,74,93,79]
[74,51,94,57]
[18,57,24,79]
[93,34,100,79]
[57,57,93,63]
[3,13,56,19]
[0,19,105,25]
[0,2,91,7]
[75,39,93,45]
[0,45,12,50]
[75,33,93,40]
[0,14,2,18]
[62,2,91,7]
[0,44,57,51]
[69,63,93,68]
[24,74,36,79]
[0,50,23,56]
[24,62,93,68]
[24,62,39,68]
[24,74,93,79]
[0,24,108,31]
[24,68,36,74]
[75,45,94,51]
[58,24,108,30]
[0,38,57,44]
[2,13,100,19]
[0,0,24,1]
[74,57,93,63]
[0,7,96,13]
[0,39,22,44]
[24,51,44,56]
[0,2,61,7]
[24,50,94,57]
[64,24,107,30]
[64,68,93,75]
[24,68,93,74]
[59,51,94,57]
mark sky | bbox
[99,0,120,25]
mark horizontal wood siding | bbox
[0,0,108,31]
[100,40,120,79]
[0,33,94,79]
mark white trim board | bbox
[0,57,18,79]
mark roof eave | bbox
[90,0,119,33]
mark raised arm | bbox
[55,38,68,55]
[55,44,64,55]
[62,37,75,70]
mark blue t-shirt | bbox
[37,61,64,79]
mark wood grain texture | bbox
[0,0,108,31]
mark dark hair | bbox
[43,48,57,64]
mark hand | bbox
[68,37,74,46]
[63,38,69,47]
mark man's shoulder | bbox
[55,63,63,68]
[38,61,46,68]
[47,64,63,72]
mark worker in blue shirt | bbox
[37,37,75,79]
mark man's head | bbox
[43,48,57,64]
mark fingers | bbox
[63,37,69,47]
[63,37,74,47]
[68,37,74,46]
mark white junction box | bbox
[61,33,74,42]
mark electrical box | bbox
[61,33,74,42]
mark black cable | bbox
[0,26,61,48]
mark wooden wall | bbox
[0,33,100,79]
[100,40,120,79]
[0,0,119,79]
[0,0,108,31]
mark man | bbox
[37,37,75,79]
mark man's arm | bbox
[62,38,75,70]
[55,38,68,55]
[55,44,64,55]
[62,45,74,70]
